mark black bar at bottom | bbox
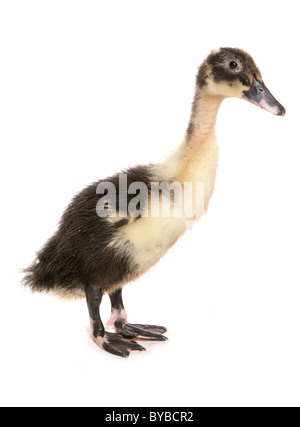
[99,408,201,423]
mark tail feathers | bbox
[22,256,85,299]
[22,258,54,293]
[22,232,73,293]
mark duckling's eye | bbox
[229,61,239,70]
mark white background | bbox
[0,0,299,407]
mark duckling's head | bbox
[198,47,285,116]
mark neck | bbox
[159,89,223,182]
[185,90,223,148]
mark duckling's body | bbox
[24,48,285,357]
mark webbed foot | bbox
[107,309,168,341]
[92,331,146,358]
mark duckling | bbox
[23,48,285,358]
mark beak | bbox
[242,76,285,116]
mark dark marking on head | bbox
[238,73,250,87]
[196,47,260,90]
[196,62,209,88]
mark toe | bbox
[103,341,130,358]
[116,327,138,339]
[105,332,146,354]
[131,324,167,334]
[126,324,168,341]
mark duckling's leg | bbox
[107,288,168,341]
[85,284,145,357]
